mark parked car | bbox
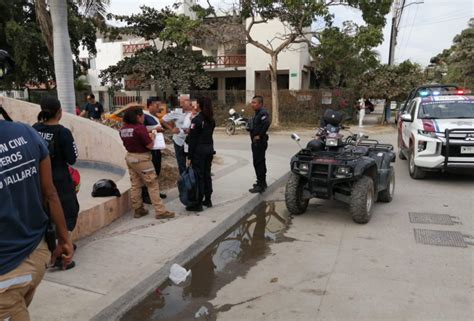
[395,84,461,124]
[398,93,474,179]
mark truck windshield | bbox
[419,101,474,119]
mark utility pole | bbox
[388,0,405,65]
[388,0,424,65]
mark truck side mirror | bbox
[401,114,413,122]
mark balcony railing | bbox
[205,55,246,69]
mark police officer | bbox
[248,95,270,193]
[186,97,215,212]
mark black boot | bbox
[203,195,213,208]
[186,204,204,212]
[249,184,265,194]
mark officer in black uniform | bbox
[248,95,270,193]
[186,97,216,212]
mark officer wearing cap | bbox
[248,95,270,193]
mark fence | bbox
[189,89,357,126]
[0,90,29,101]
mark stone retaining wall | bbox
[0,96,131,240]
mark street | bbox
[210,130,473,321]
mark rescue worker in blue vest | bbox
[186,97,215,212]
[248,95,270,193]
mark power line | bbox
[409,15,472,28]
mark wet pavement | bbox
[121,201,292,321]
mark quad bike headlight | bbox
[326,138,339,147]
[335,166,351,178]
[298,162,310,174]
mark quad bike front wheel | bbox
[225,121,236,136]
[285,172,309,215]
[350,176,375,224]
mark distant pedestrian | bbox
[186,97,215,212]
[358,97,366,128]
[0,111,74,321]
[248,95,270,194]
[119,107,174,220]
[80,94,104,120]
[163,94,192,175]
[33,96,79,270]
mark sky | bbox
[109,0,474,66]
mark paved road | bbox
[211,131,474,321]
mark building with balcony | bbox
[79,1,312,108]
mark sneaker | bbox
[134,207,149,218]
[249,185,266,194]
[186,204,204,212]
[156,211,175,219]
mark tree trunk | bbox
[269,54,279,127]
[50,0,76,114]
[35,0,54,58]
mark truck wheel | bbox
[378,167,395,202]
[225,121,236,136]
[285,172,309,215]
[398,149,406,160]
[409,151,426,179]
[350,176,374,224]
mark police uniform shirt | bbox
[0,121,50,275]
[186,113,215,160]
[250,108,270,139]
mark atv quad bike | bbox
[285,109,396,224]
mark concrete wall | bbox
[0,97,131,240]
[245,18,311,101]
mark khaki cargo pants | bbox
[0,240,50,321]
[126,152,167,215]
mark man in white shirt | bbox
[358,97,366,128]
[163,94,192,175]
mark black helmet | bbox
[91,179,121,197]
[0,50,15,80]
[322,109,343,126]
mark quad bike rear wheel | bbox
[378,166,395,202]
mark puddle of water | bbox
[121,201,291,321]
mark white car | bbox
[398,94,474,179]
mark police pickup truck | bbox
[398,91,474,179]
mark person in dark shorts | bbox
[80,94,104,120]
[33,97,79,270]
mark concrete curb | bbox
[90,171,290,321]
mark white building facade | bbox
[80,2,312,108]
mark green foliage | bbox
[99,46,214,92]
[101,6,213,92]
[311,22,382,88]
[357,60,426,101]
[431,19,474,89]
[0,0,98,88]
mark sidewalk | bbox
[29,145,290,321]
